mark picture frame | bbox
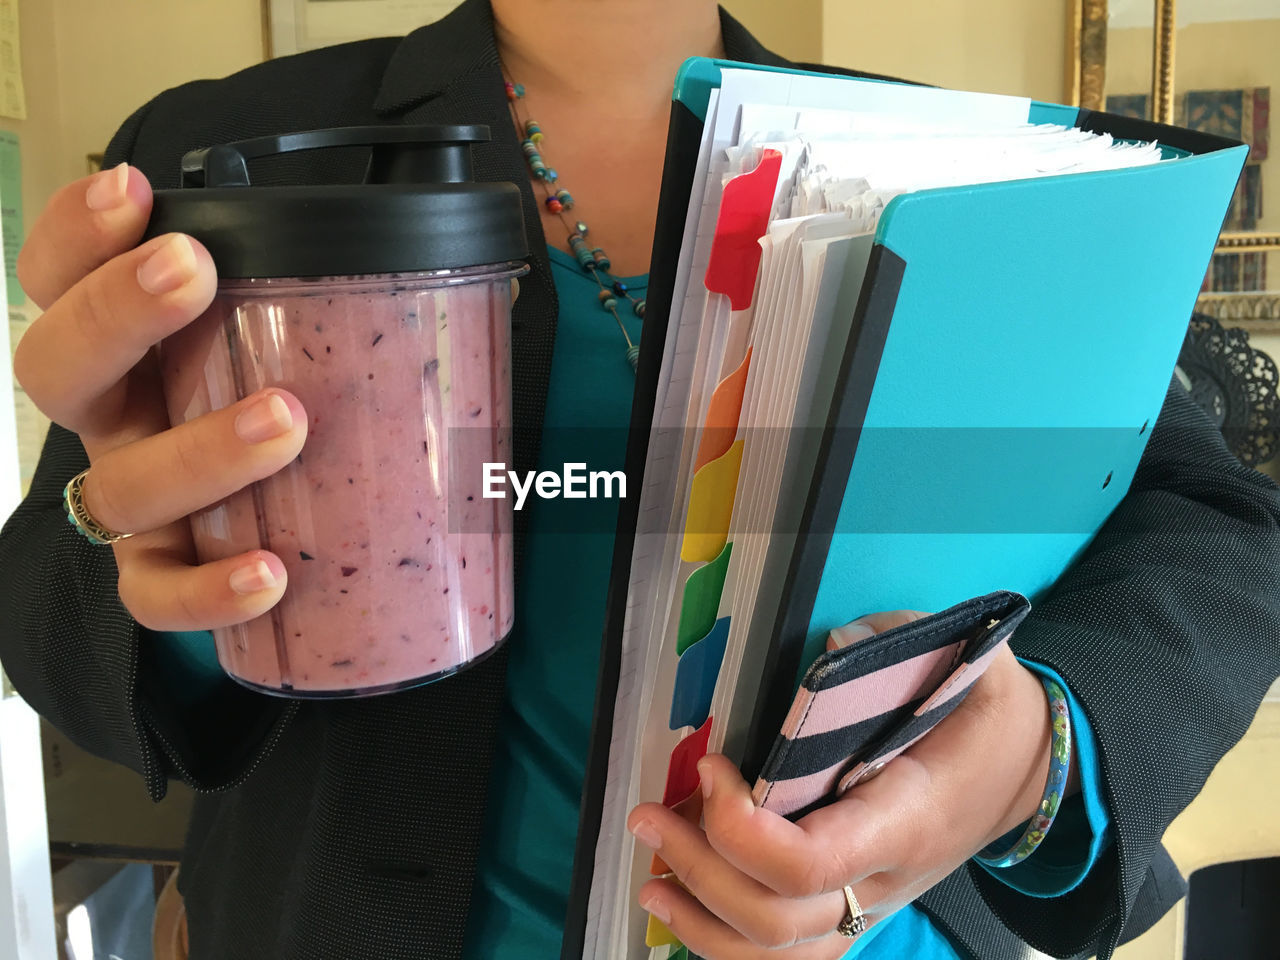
[1065,0,1108,113]
[1067,0,1280,259]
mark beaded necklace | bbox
[503,77,645,372]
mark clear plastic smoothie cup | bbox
[148,126,527,697]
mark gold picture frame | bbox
[1066,0,1108,112]
[261,0,274,60]
[1069,0,1280,257]
[1151,0,1176,126]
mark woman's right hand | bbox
[14,164,308,631]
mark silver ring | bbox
[837,885,867,938]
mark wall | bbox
[0,0,261,492]
[1,0,263,233]
[821,0,1070,102]
[1,1,64,495]
[19,0,1080,216]
[45,0,264,189]
[723,0,823,64]
[0,0,63,247]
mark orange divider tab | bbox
[693,346,753,473]
[704,150,783,311]
[681,440,744,564]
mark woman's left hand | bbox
[626,610,1062,959]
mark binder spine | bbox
[562,98,707,960]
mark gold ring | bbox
[62,468,134,545]
[836,885,867,939]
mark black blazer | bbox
[3,2,1278,957]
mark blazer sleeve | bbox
[0,104,294,802]
[972,381,1280,959]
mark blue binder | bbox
[564,58,1247,960]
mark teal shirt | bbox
[461,248,646,955]
[160,246,1110,958]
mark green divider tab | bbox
[676,541,733,654]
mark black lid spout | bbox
[365,135,477,185]
[180,125,491,188]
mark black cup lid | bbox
[144,126,528,279]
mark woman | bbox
[4,0,1279,957]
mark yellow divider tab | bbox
[681,439,744,563]
[645,913,681,948]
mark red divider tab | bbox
[651,789,705,875]
[704,150,783,311]
[660,717,714,808]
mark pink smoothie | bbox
[161,270,518,696]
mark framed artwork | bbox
[264,0,462,58]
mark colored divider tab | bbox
[651,788,705,875]
[669,618,731,731]
[646,913,681,948]
[677,542,733,655]
[704,150,783,310]
[661,717,714,807]
[693,347,753,473]
[672,948,689,960]
[681,440,744,563]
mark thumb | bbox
[828,609,930,651]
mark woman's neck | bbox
[491,0,725,113]
[489,0,725,276]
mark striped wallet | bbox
[751,591,1031,819]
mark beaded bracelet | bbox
[975,677,1072,868]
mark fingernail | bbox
[235,393,294,444]
[640,894,671,926]
[630,819,662,851]
[86,163,129,211]
[697,758,713,800]
[137,235,198,295]
[230,559,279,595]
[829,620,875,650]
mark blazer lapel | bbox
[719,6,794,67]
